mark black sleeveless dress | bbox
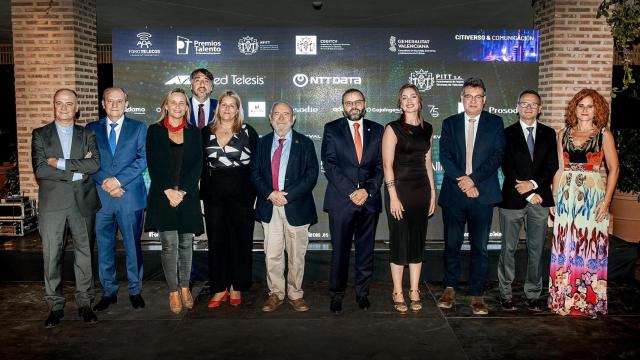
[384,120,433,264]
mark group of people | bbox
[31,68,618,328]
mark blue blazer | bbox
[86,117,148,211]
[189,97,218,127]
[438,111,505,206]
[320,117,384,213]
[251,130,319,226]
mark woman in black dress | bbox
[201,90,258,308]
[382,83,436,313]
[146,88,203,314]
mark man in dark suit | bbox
[189,68,218,129]
[31,88,101,327]
[437,78,505,315]
[251,101,319,312]
[86,87,148,311]
[321,88,384,314]
[497,90,558,312]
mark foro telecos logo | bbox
[292,74,361,88]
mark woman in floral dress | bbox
[549,89,619,317]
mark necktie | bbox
[198,103,205,129]
[465,118,476,175]
[271,138,285,191]
[353,122,363,163]
[109,123,118,156]
[526,127,535,160]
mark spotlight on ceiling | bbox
[312,1,323,10]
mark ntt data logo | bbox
[292,73,362,88]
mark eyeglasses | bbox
[518,102,540,109]
[462,94,485,102]
[343,100,365,107]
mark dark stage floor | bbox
[1,279,639,360]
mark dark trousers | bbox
[328,205,379,299]
[204,200,254,293]
[442,199,494,296]
[95,207,144,297]
[39,206,96,311]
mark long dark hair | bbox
[397,83,424,131]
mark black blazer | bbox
[31,122,101,217]
[145,123,203,234]
[251,130,319,226]
[320,117,384,213]
[499,121,558,209]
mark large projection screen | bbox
[113,27,539,244]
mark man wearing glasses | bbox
[321,88,384,314]
[497,90,558,312]
[437,77,505,315]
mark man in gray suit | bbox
[31,88,101,327]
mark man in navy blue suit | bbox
[189,68,218,129]
[87,87,148,311]
[251,102,319,313]
[437,77,505,315]
[321,88,384,314]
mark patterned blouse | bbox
[203,123,258,170]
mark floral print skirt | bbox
[548,170,608,317]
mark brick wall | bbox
[534,0,614,130]
[11,0,97,197]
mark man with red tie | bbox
[251,102,319,312]
[321,89,384,314]
[189,68,218,129]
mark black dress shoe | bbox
[500,298,517,311]
[93,295,117,311]
[129,294,146,309]
[356,296,370,310]
[330,298,343,314]
[44,310,64,328]
[526,298,543,312]
[78,306,98,323]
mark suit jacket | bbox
[251,130,320,226]
[31,122,101,216]
[189,97,218,128]
[86,117,148,212]
[438,111,505,206]
[145,123,203,234]
[321,117,384,213]
[251,130,319,226]
[499,121,558,209]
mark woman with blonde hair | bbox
[201,90,258,308]
[145,88,203,314]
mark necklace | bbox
[164,116,186,133]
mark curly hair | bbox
[564,89,609,129]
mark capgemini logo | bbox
[136,32,152,49]
[293,74,309,88]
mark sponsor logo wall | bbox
[113,27,538,241]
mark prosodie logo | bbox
[292,73,361,88]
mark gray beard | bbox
[343,109,365,121]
